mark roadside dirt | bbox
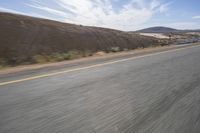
[0,44,197,75]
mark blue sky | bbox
[0,0,200,31]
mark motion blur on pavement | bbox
[0,0,200,132]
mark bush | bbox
[0,58,7,65]
[31,50,94,64]
[32,55,49,64]
[110,47,121,52]
[49,53,65,62]
[67,50,81,59]
[0,58,8,68]
[123,48,129,51]
[61,53,71,60]
[6,57,18,66]
[82,50,93,57]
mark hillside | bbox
[0,12,162,66]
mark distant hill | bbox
[137,26,200,33]
[0,12,161,66]
[137,27,179,33]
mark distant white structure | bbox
[186,32,200,36]
[139,33,169,39]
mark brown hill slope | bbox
[0,12,162,66]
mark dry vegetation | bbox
[0,12,166,67]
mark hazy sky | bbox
[0,0,200,31]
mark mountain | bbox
[0,12,161,66]
[137,26,200,33]
[137,27,179,33]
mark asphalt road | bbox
[0,45,200,133]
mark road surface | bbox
[0,45,200,133]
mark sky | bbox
[0,0,200,31]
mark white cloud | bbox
[0,6,49,19]
[0,7,26,15]
[24,0,170,31]
[192,16,200,19]
[0,0,172,31]
[158,2,172,13]
[164,22,200,29]
[27,4,68,16]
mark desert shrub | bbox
[32,50,94,64]
[0,57,33,67]
[0,58,7,65]
[82,50,93,57]
[49,53,65,62]
[123,48,129,51]
[0,58,8,68]
[32,55,49,64]
[6,57,20,66]
[61,53,71,60]
[67,50,82,60]
[110,47,121,52]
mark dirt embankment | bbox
[0,12,164,66]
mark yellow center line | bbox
[0,45,199,86]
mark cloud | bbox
[158,2,172,13]
[0,7,26,15]
[164,22,200,29]
[23,0,170,31]
[24,0,68,17]
[0,6,49,19]
[192,16,200,19]
[0,0,172,31]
